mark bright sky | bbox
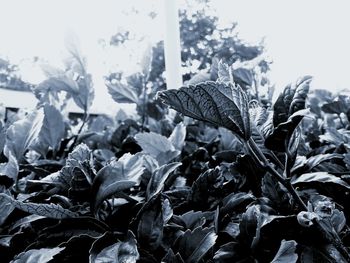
[0,0,349,113]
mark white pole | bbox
[163,0,182,89]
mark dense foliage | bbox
[1,42,350,262]
[1,4,350,262]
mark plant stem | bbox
[247,137,306,210]
[67,111,89,154]
[141,78,148,132]
[247,137,350,260]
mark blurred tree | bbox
[105,0,274,121]
[0,57,33,91]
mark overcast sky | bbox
[0,0,349,113]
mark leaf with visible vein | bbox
[158,81,250,140]
[0,193,78,219]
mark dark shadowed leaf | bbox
[37,104,65,153]
[173,210,214,230]
[273,76,312,127]
[233,68,253,86]
[271,239,298,263]
[90,231,139,263]
[0,191,15,226]
[92,153,145,213]
[10,247,65,263]
[137,195,170,250]
[214,242,240,263]
[158,81,250,139]
[321,99,348,115]
[0,193,78,219]
[162,249,185,263]
[146,162,181,200]
[176,226,217,263]
[265,109,311,152]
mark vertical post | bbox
[163,0,182,89]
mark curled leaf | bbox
[4,110,44,162]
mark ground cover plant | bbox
[1,26,350,263]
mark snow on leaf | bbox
[271,239,298,263]
[0,193,78,219]
[158,81,250,140]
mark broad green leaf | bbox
[273,76,312,127]
[92,153,145,213]
[187,71,211,86]
[135,131,174,156]
[10,247,65,263]
[35,143,93,192]
[177,226,217,263]
[169,122,187,151]
[0,193,78,219]
[271,239,298,263]
[146,162,181,200]
[33,76,78,106]
[291,172,350,190]
[38,104,65,153]
[233,68,253,86]
[158,81,251,139]
[91,231,139,263]
[135,131,181,164]
[107,81,139,104]
[265,108,311,152]
[289,76,312,114]
[4,109,44,162]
